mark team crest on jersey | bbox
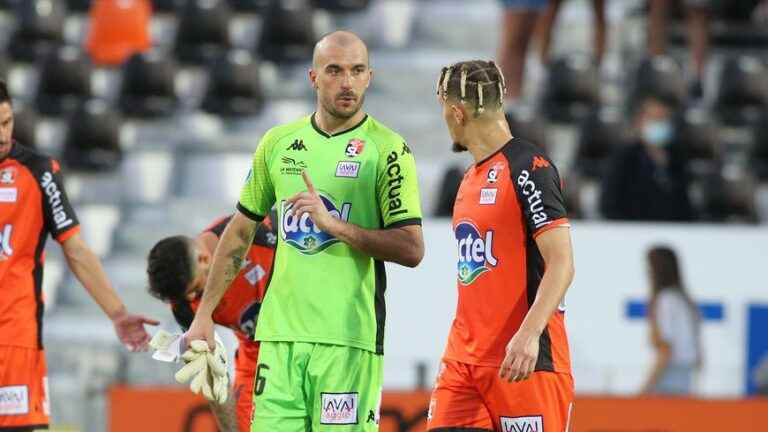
[455,220,498,285]
[345,139,365,158]
[0,167,17,184]
[487,162,504,184]
[281,195,351,255]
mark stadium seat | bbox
[505,108,548,152]
[86,0,152,66]
[66,0,91,13]
[174,0,233,65]
[575,107,629,180]
[202,50,264,117]
[176,150,252,203]
[699,170,758,223]
[35,47,92,116]
[628,56,687,111]
[62,100,122,172]
[229,0,270,12]
[120,150,174,204]
[256,0,316,63]
[12,107,39,149]
[715,56,768,126]
[8,0,67,62]
[752,112,768,181]
[312,0,370,12]
[541,54,600,123]
[119,51,178,118]
[151,0,178,12]
[433,165,463,217]
[674,108,721,176]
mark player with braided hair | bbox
[428,60,575,432]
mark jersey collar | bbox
[311,113,368,138]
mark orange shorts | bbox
[233,366,256,432]
[427,358,574,432]
[0,346,49,429]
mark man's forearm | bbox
[519,256,573,336]
[209,392,238,432]
[328,219,423,267]
[64,240,124,318]
[197,218,257,317]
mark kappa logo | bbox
[345,139,365,158]
[401,142,412,155]
[287,139,307,151]
[500,415,543,432]
[320,392,357,425]
[0,385,29,415]
[531,156,550,171]
[0,167,17,184]
[455,220,498,285]
[0,224,12,261]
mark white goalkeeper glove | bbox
[207,339,229,404]
[175,337,229,404]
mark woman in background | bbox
[641,245,703,395]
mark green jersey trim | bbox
[310,113,369,138]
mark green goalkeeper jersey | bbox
[237,114,422,354]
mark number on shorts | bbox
[255,363,269,396]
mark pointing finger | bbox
[301,170,316,194]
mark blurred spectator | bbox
[641,246,702,395]
[647,0,710,99]
[600,94,696,221]
[86,0,152,66]
[497,0,548,104]
[536,0,606,66]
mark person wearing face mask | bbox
[600,94,696,221]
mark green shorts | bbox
[251,341,383,431]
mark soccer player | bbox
[146,214,277,432]
[0,81,157,430]
[184,30,424,430]
[428,60,575,432]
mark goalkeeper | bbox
[146,214,276,432]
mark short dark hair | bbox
[0,80,11,105]
[437,60,506,116]
[631,92,675,119]
[147,236,195,303]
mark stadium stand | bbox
[62,100,122,172]
[202,49,264,117]
[541,54,601,123]
[256,0,316,63]
[35,46,92,116]
[118,51,178,118]
[714,55,768,126]
[174,0,233,65]
[8,0,67,62]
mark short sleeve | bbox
[38,159,80,243]
[510,153,569,238]
[237,132,276,221]
[376,140,422,228]
[655,292,676,343]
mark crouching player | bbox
[146,214,276,432]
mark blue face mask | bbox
[642,120,673,147]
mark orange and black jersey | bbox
[0,143,80,350]
[171,215,276,371]
[445,138,572,374]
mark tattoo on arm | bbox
[223,224,255,284]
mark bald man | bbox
[184,31,425,431]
